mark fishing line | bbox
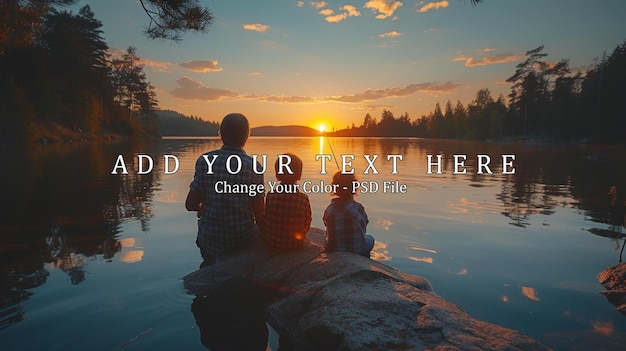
[325,134,340,170]
[619,238,626,263]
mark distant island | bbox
[157,111,321,137]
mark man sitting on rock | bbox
[185,113,265,267]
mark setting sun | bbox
[318,124,326,133]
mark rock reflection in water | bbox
[191,278,269,351]
[598,263,626,315]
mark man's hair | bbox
[332,171,358,199]
[220,113,249,147]
[275,153,303,184]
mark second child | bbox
[262,153,312,251]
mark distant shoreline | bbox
[11,121,624,147]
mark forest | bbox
[157,110,219,137]
[0,0,213,143]
[0,5,161,143]
[330,42,626,143]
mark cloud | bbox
[342,5,361,17]
[254,95,317,103]
[361,104,396,112]
[170,78,457,105]
[178,59,222,72]
[108,47,127,57]
[452,53,523,67]
[570,63,593,74]
[139,58,171,73]
[297,1,304,7]
[310,1,327,9]
[318,4,361,23]
[243,23,270,33]
[109,48,170,73]
[417,0,449,13]
[170,76,238,101]
[364,0,403,19]
[379,31,403,38]
[324,82,460,103]
[110,50,172,74]
[325,13,348,23]
[248,72,264,77]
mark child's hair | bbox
[219,113,249,147]
[275,153,303,184]
[331,171,358,199]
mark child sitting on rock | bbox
[323,171,375,257]
[262,153,312,251]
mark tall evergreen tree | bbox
[580,40,626,140]
[109,46,159,135]
[39,5,111,130]
[506,46,550,135]
[545,60,582,137]
[452,100,467,138]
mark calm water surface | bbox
[1,137,626,350]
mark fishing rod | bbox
[322,131,341,171]
[325,133,341,171]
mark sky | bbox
[72,0,626,130]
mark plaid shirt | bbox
[262,189,311,251]
[323,198,369,254]
[190,145,264,256]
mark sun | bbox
[318,124,326,133]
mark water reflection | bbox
[520,286,541,302]
[452,268,468,276]
[370,241,391,261]
[592,320,614,336]
[493,144,626,233]
[191,279,269,351]
[319,137,622,234]
[374,218,393,231]
[2,137,626,350]
[0,140,160,326]
[0,268,47,330]
[409,256,434,264]
[120,250,144,263]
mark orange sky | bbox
[85,0,626,129]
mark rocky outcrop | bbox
[598,262,626,315]
[184,228,549,351]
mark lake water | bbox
[1,137,626,350]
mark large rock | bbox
[184,228,549,351]
[598,262,626,315]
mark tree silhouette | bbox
[0,0,77,55]
[0,5,162,142]
[506,46,550,135]
[109,46,159,136]
[138,0,213,41]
